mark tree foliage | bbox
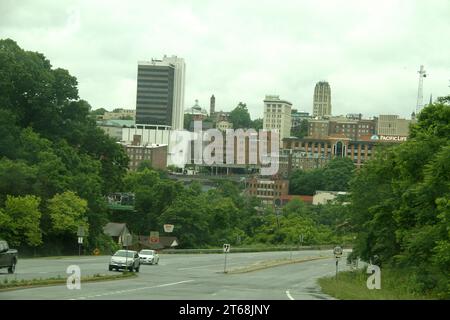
[229,102,252,129]
[290,157,355,195]
[0,39,127,254]
[47,191,88,236]
[348,98,450,298]
[0,195,42,247]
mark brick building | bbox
[122,136,168,171]
[245,176,289,206]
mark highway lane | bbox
[0,250,350,300]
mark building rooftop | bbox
[185,99,208,116]
[97,119,135,127]
[264,95,292,105]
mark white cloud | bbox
[1,0,449,119]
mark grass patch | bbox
[226,256,329,274]
[0,271,137,291]
[318,268,438,300]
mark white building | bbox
[377,115,414,137]
[263,95,292,141]
[121,125,172,146]
[121,125,191,170]
[312,191,348,205]
[97,119,135,140]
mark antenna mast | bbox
[416,65,427,114]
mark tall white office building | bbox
[136,55,185,130]
[263,95,292,140]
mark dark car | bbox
[0,240,18,274]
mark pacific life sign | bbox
[371,135,407,142]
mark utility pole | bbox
[416,65,427,114]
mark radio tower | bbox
[416,65,427,114]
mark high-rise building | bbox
[377,115,414,137]
[307,117,376,140]
[135,55,185,130]
[210,94,215,115]
[263,95,292,140]
[313,81,332,118]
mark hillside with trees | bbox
[0,39,128,255]
[0,39,350,256]
[348,97,450,298]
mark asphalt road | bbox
[0,249,351,300]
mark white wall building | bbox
[377,115,414,137]
[121,125,192,170]
[312,191,348,205]
[163,55,185,130]
[263,95,292,141]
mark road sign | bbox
[163,224,174,233]
[333,246,343,279]
[77,237,83,244]
[150,231,160,244]
[223,244,230,273]
[77,226,85,237]
[333,246,343,257]
[123,234,133,246]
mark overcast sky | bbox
[1,0,449,119]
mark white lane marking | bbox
[286,290,295,300]
[69,280,194,300]
[177,264,220,270]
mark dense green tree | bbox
[251,118,263,130]
[229,102,252,129]
[323,157,355,191]
[0,195,42,247]
[348,98,450,297]
[0,109,21,159]
[289,169,326,195]
[0,39,78,135]
[0,39,128,254]
[46,191,88,236]
[0,159,38,203]
[290,157,355,195]
[158,194,210,248]
[89,107,107,119]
